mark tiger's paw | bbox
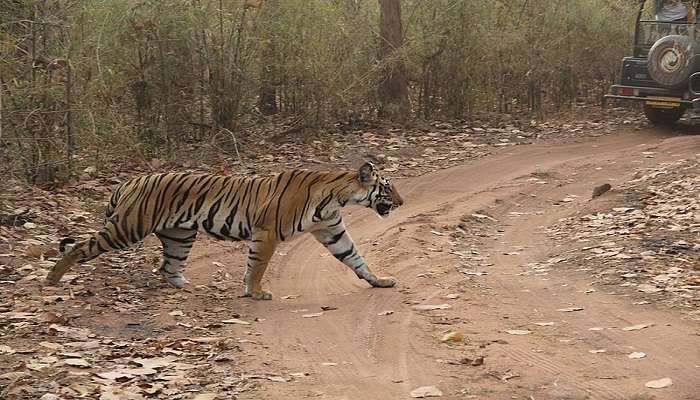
[159,269,186,289]
[371,276,397,288]
[251,290,273,300]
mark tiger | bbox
[45,162,404,299]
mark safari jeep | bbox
[606,1,700,124]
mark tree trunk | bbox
[257,0,278,115]
[65,54,74,179]
[0,76,3,143]
[378,0,408,121]
[258,39,278,115]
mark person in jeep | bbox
[654,0,688,22]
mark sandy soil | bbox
[9,128,698,399]
[151,129,700,399]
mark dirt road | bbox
[177,130,700,400]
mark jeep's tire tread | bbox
[643,105,685,125]
[647,35,696,88]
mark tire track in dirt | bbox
[455,134,700,400]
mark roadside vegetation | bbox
[1,0,636,185]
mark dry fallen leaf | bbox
[99,385,146,400]
[130,356,177,370]
[505,330,531,336]
[637,284,663,294]
[40,312,66,324]
[440,331,464,342]
[471,213,496,221]
[48,324,91,339]
[0,345,15,355]
[114,367,158,376]
[412,304,451,311]
[26,244,46,258]
[68,383,93,396]
[557,307,584,312]
[96,371,135,381]
[64,358,90,368]
[190,336,224,343]
[410,386,443,398]
[192,394,218,400]
[622,323,653,332]
[66,340,100,350]
[645,377,673,389]
[221,318,251,325]
[461,271,488,276]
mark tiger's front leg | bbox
[242,231,278,300]
[312,218,396,288]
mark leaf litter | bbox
[547,158,700,318]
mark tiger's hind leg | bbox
[242,232,278,300]
[46,219,131,285]
[155,228,198,289]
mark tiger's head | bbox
[356,162,404,217]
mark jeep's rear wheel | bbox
[643,105,685,125]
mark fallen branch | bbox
[214,127,244,167]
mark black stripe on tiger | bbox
[326,230,345,246]
[332,245,354,262]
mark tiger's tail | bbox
[45,220,130,285]
[45,246,82,285]
[59,237,77,255]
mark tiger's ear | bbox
[358,161,377,185]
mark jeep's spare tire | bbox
[647,35,697,88]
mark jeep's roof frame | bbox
[634,1,700,56]
[636,0,700,22]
